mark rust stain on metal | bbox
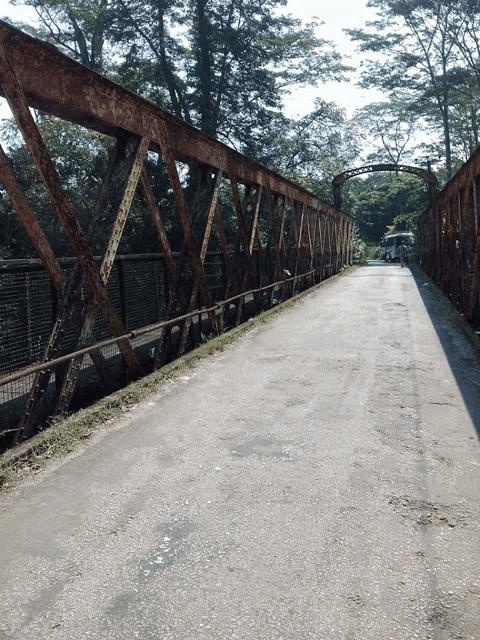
[0,20,355,442]
[419,145,480,325]
[138,168,177,281]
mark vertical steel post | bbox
[176,169,223,357]
[138,168,177,282]
[152,120,216,327]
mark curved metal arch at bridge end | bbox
[332,164,438,210]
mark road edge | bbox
[0,265,360,491]
[410,263,480,354]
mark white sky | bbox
[0,0,384,120]
[283,0,384,117]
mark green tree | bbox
[347,0,464,178]
[349,172,429,243]
[250,99,358,198]
[7,0,110,70]
[351,101,417,164]
[449,1,480,91]
[108,0,348,146]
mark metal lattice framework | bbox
[332,164,438,209]
[418,146,480,327]
[0,21,353,446]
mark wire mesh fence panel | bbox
[0,372,57,450]
[0,266,55,375]
[122,257,167,330]
[204,254,224,302]
[0,253,220,444]
[93,265,123,343]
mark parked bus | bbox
[381,232,414,262]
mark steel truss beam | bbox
[53,137,150,416]
[176,169,224,357]
[11,137,142,441]
[418,144,480,326]
[332,163,438,209]
[0,21,341,216]
[0,20,354,441]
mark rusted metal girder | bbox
[332,163,438,210]
[295,204,306,286]
[12,138,134,443]
[138,168,177,282]
[270,194,286,282]
[263,189,276,303]
[53,137,150,417]
[0,20,355,441]
[309,210,319,284]
[249,186,263,255]
[213,203,233,299]
[177,169,224,357]
[0,143,64,295]
[0,38,142,379]
[153,119,216,326]
[201,170,223,261]
[230,175,256,286]
[418,144,480,326]
[0,21,342,220]
[325,216,333,275]
[230,182,263,322]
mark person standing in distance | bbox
[399,241,408,268]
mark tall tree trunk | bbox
[195,0,215,136]
[471,106,479,148]
[442,99,452,179]
[157,1,190,122]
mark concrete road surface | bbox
[1,263,480,640]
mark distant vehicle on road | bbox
[381,232,414,262]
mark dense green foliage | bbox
[347,0,480,179]
[345,173,429,244]
[2,0,480,259]
[1,0,356,258]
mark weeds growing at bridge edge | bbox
[0,266,359,492]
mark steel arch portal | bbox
[332,164,438,209]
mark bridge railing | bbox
[418,147,480,326]
[0,21,353,447]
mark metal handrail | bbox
[0,267,326,388]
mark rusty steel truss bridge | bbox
[0,22,353,447]
[1,21,480,450]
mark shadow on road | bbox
[410,265,480,439]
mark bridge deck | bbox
[1,263,480,639]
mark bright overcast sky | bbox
[0,0,384,120]
[283,0,384,117]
